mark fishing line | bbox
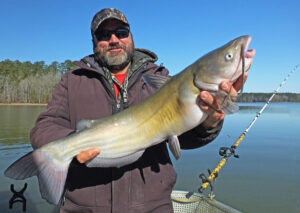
[237,45,246,97]
[198,64,299,195]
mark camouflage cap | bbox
[91,8,129,36]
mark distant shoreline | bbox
[0,103,47,106]
[236,92,300,102]
[1,93,300,105]
[0,101,299,106]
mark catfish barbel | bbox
[5,35,255,205]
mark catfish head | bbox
[192,35,255,113]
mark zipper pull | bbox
[123,90,128,103]
[116,99,121,109]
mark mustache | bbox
[105,44,126,51]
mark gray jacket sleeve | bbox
[30,73,75,149]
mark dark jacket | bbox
[30,49,223,213]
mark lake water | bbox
[0,103,299,213]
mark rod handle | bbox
[200,158,227,190]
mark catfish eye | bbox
[225,52,233,61]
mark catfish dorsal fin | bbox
[142,74,170,89]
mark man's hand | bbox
[198,72,248,128]
[76,147,100,164]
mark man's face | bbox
[94,19,134,71]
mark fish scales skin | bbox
[4,35,254,205]
[52,70,200,160]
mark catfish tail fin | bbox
[5,151,37,179]
[5,149,71,205]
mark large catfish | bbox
[5,35,255,204]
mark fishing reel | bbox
[198,147,240,197]
[219,147,239,158]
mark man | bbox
[30,8,246,213]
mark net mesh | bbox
[171,191,241,213]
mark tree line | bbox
[237,93,300,102]
[0,59,78,103]
[0,59,299,104]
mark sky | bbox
[0,0,299,92]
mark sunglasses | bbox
[96,27,130,41]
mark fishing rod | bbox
[198,64,299,195]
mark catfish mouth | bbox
[245,49,255,58]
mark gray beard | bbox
[95,47,134,71]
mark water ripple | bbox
[0,144,31,151]
[0,137,26,141]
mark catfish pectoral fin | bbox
[168,135,181,160]
[214,90,239,114]
[222,99,239,114]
